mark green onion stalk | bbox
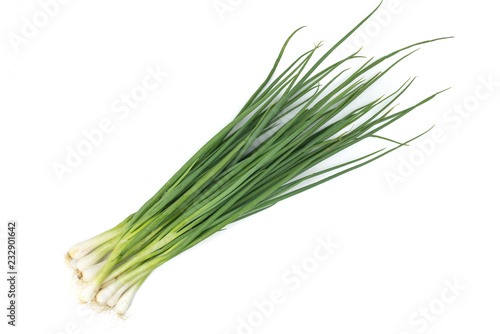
[66,1,451,316]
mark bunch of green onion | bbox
[66,3,450,316]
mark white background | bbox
[1,0,499,333]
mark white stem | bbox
[82,261,106,282]
[107,279,136,307]
[68,227,120,260]
[95,278,126,304]
[68,240,95,260]
[115,283,141,316]
[100,277,116,290]
[76,249,106,271]
[78,280,100,303]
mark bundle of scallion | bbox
[66,3,451,316]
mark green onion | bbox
[66,2,451,316]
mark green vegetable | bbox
[66,2,451,315]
